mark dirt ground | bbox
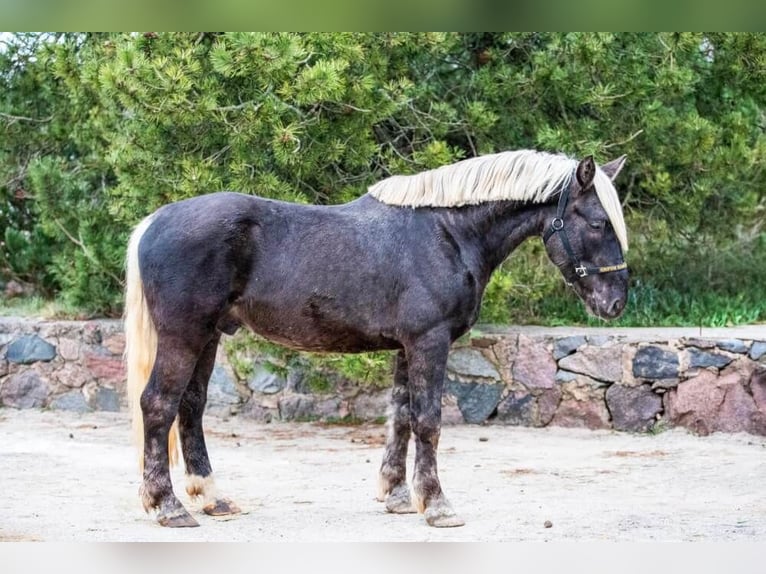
[0,408,765,542]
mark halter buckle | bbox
[575,265,588,278]
[551,217,564,231]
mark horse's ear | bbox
[600,155,627,181]
[575,155,596,190]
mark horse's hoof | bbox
[157,508,200,528]
[385,484,416,514]
[425,511,465,528]
[423,497,465,528]
[203,498,241,516]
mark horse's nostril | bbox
[608,296,624,315]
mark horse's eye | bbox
[589,220,606,230]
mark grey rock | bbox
[445,378,504,424]
[7,335,56,364]
[553,336,586,360]
[50,390,91,413]
[587,335,611,347]
[633,346,679,379]
[605,384,662,432]
[248,365,286,394]
[558,344,623,383]
[749,341,766,361]
[446,348,501,380]
[91,387,120,412]
[207,364,241,408]
[555,370,578,383]
[241,400,274,422]
[495,391,535,426]
[0,371,49,408]
[716,339,749,354]
[278,394,316,420]
[688,348,733,370]
[352,391,389,420]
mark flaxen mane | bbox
[369,150,628,251]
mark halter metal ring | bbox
[551,217,564,231]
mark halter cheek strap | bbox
[542,183,627,281]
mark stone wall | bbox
[2,317,765,436]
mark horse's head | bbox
[542,155,629,320]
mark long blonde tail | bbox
[124,214,179,471]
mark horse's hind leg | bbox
[140,333,205,528]
[407,329,464,527]
[179,333,241,517]
[377,350,415,513]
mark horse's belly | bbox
[232,302,400,353]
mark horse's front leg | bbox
[179,333,241,517]
[407,328,465,528]
[377,350,415,513]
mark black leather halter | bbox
[542,181,627,282]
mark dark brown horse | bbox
[124,149,629,528]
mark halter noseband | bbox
[542,181,627,283]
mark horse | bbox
[124,149,629,529]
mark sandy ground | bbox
[0,408,765,542]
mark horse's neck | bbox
[441,200,554,281]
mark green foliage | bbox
[223,330,393,391]
[2,32,765,343]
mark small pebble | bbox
[69,433,74,439]
[544,520,553,528]
[479,436,489,442]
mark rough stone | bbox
[513,335,556,390]
[665,371,723,435]
[716,383,761,434]
[276,394,345,421]
[0,371,49,408]
[248,365,286,394]
[558,344,623,383]
[7,335,56,364]
[651,378,680,390]
[551,396,611,430]
[207,364,242,411]
[749,341,766,361]
[52,362,93,389]
[91,387,121,411]
[57,338,81,361]
[495,390,535,426]
[82,351,125,384]
[538,387,562,426]
[81,323,102,345]
[278,394,316,420]
[605,384,662,432]
[683,338,716,350]
[446,348,501,380]
[716,339,749,354]
[50,390,91,413]
[555,370,578,383]
[587,335,611,347]
[101,333,125,356]
[240,400,274,422]
[687,348,733,370]
[441,392,465,425]
[633,346,679,380]
[351,391,389,421]
[751,368,766,412]
[445,379,504,424]
[552,336,586,360]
